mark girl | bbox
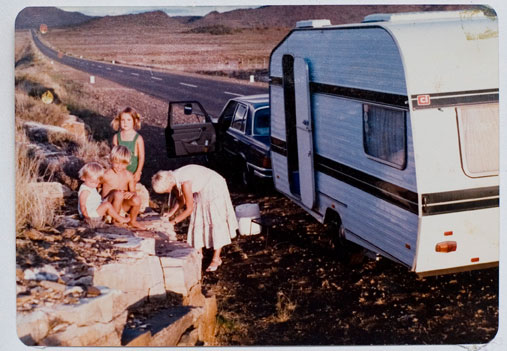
[111,107,145,183]
[152,165,238,272]
[78,162,129,225]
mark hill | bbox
[190,4,482,29]
[15,7,96,29]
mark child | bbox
[78,162,129,225]
[102,145,145,229]
[111,107,145,183]
[152,165,238,272]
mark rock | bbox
[159,245,201,296]
[24,265,61,282]
[24,229,45,241]
[86,286,101,297]
[40,281,67,292]
[27,182,72,205]
[197,292,218,345]
[60,115,87,139]
[64,286,84,296]
[17,310,50,345]
[43,287,123,326]
[177,328,199,346]
[93,256,165,307]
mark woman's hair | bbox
[110,145,131,164]
[111,107,142,131]
[79,162,104,180]
[151,171,175,193]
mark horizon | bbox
[58,6,260,17]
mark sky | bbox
[59,6,260,17]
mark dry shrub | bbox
[74,138,111,167]
[16,143,57,234]
[275,291,297,322]
[15,89,69,126]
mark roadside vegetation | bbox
[15,31,111,234]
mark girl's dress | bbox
[117,132,139,173]
[78,184,102,218]
[172,164,238,250]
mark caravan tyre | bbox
[327,220,364,265]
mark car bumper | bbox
[247,162,273,179]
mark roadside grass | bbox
[15,33,113,232]
[15,141,57,234]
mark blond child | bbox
[102,145,145,229]
[78,162,129,225]
[111,107,145,183]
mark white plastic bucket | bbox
[235,203,261,235]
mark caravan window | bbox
[456,103,499,177]
[363,104,406,169]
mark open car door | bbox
[165,101,216,157]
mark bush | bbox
[15,143,57,234]
[187,25,241,35]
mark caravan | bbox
[269,10,499,276]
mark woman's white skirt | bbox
[187,174,238,249]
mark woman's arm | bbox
[112,133,118,146]
[134,135,145,182]
[170,182,194,225]
[78,190,90,218]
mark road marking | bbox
[131,72,140,76]
[106,67,111,70]
[117,69,123,72]
[151,76,163,81]
[97,65,102,68]
[180,82,198,88]
[224,91,242,97]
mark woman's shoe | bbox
[206,258,222,272]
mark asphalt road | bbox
[31,30,268,117]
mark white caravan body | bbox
[269,10,499,275]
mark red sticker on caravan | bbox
[417,95,431,106]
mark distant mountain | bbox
[190,4,482,29]
[15,7,96,29]
[77,10,184,30]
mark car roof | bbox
[233,94,269,109]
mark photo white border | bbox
[3,1,506,350]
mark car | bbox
[165,94,272,186]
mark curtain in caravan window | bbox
[363,105,406,169]
[457,103,499,177]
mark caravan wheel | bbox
[327,218,364,265]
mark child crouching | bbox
[78,162,129,225]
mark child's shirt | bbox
[78,183,102,218]
[117,132,139,173]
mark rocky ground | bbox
[16,42,499,347]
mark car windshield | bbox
[253,108,270,136]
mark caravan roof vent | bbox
[362,11,486,23]
[295,19,331,29]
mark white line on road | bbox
[131,73,139,76]
[151,77,163,81]
[224,91,242,97]
[180,82,198,88]
[106,67,111,70]
[97,65,102,68]
[117,69,123,72]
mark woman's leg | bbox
[206,247,223,272]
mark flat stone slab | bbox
[122,306,202,346]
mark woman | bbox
[152,164,238,272]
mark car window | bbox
[230,104,248,132]
[170,102,207,126]
[220,101,238,130]
[253,108,270,136]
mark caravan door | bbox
[294,57,316,209]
